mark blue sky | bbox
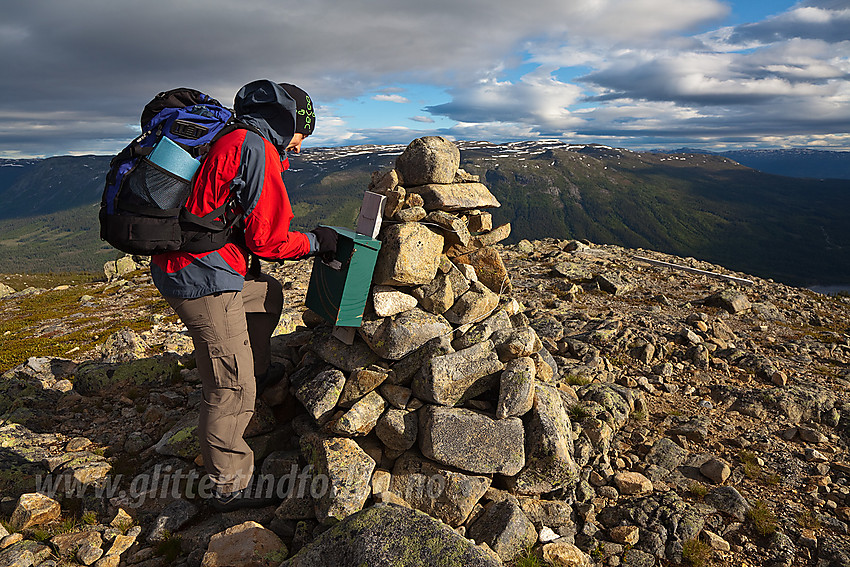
[1,0,848,157]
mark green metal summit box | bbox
[305,226,382,327]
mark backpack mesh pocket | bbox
[125,159,193,211]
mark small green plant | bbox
[81,511,97,525]
[30,527,51,542]
[762,472,780,486]
[739,450,780,485]
[688,481,708,500]
[630,409,647,422]
[513,546,544,567]
[739,450,761,479]
[0,519,16,534]
[54,516,79,535]
[590,542,604,560]
[565,373,592,386]
[796,510,821,530]
[155,531,183,561]
[115,519,135,534]
[681,537,712,567]
[747,500,778,537]
[568,404,591,420]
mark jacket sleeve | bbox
[233,131,314,260]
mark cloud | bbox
[563,1,850,148]
[1,0,849,155]
[372,94,410,103]
[725,5,850,45]
[426,69,584,132]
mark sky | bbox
[1,0,849,158]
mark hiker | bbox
[149,80,336,511]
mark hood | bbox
[234,80,297,150]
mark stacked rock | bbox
[269,136,644,564]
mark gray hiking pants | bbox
[164,273,282,493]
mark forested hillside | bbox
[1,142,849,286]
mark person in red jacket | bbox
[151,80,336,511]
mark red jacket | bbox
[151,128,313,298]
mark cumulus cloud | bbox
[426,69,584,132]
[372,94,410,103]
[1,0,849,155]
[725,4,850,45]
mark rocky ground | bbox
[1,237,849,566]
[2,133,850,567]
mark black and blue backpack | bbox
[100,88,250,255]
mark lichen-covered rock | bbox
[613,471,653,495]
[372,286,418,317]
[452,309,513,350]
[472,223,511,248]
[509,384,578,495]
[300,434,376,524]
[497,357,536,419]
[0,545,35,567]
[408,182,500,212]
[201,521,288,567]
[282,503,503,567]
[1,356,77,389]
[419,405,525,475]
[453,246,511,293]
[76,541,104,566]
[706,485,751,520]
[331,391,386,436]
[390,334,454,386]
[424,210,472,247]
[338,366,391,407]
[395,206,427,222]
[542,540,592,567]
[73,356,178,395]
[50,530,103,557]
[411,272,455,315]
[369,169,400,194]
[491,327,543,361]
[99,328,148,363]
[373,222,444,286]
[375,409,418,451]
[147,499,199,543]
[0,282,15,298]
[10,493,61,529]
[412,340,504,406]
[103,255,139,280]
[295,369,346,424]
[390,452,490,527]
[443,281,500,326]
[395,136,460,186]
[703,289,751,314]
[359,308,452,361]
[469,500,537,563]
[154,411,200,459]
[308,334,380,373]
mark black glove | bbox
[311,226,338,261]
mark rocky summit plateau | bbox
[2,136,850,567]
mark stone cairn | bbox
[265,136,648,564]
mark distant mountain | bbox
[0,156,110,220]
[663,147,850,179]
[1,141,849,287]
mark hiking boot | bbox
[209,477,281,512]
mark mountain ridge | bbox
[1,142,849,286]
